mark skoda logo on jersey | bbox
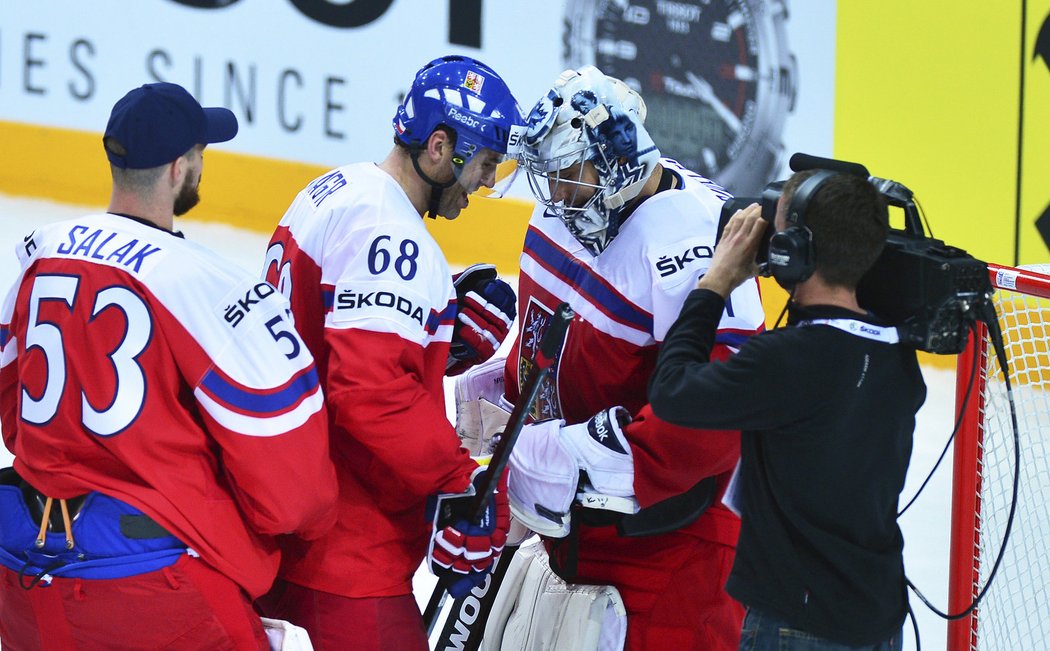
[336,288,424,325]
[655,244,714,278]
[224,282,277,328]
[447,106,483,131]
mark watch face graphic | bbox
[565,0,797,196]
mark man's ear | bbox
[169,155,188,189]
[425,128,451,163]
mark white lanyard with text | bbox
[796,318,900,344]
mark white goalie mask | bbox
[520,66,660,255]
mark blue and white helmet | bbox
[394,55,525,192]
[521,66,660,254]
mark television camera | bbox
[716,153,994,355]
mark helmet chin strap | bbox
[409,148,458,219]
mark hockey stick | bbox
[424,302,574,647]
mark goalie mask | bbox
[521,66,660,255]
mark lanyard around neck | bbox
[796,318,900,344]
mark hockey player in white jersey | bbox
[255,56,525,650]
[496,67,766,650]
[0,82,338,649]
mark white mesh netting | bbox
[966,263,1050,650]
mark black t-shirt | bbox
[649,289,927,645]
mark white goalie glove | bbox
[454,356,513,456]
[507,407,638,538]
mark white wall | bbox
[1,1,836,190]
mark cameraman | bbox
[649,170,926,650]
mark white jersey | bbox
[0,213,337,597]
[501,160,766,647]
[264,162,458,350]
[508,158,765,427]
[263,162,477,598]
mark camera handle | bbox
[789,152,926,238]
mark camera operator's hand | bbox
[698,203,766,298]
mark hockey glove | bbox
[454,356,513,456]
[507,407,638,538]
[425,465,510,598]
[447,264,517,376]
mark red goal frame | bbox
[947,262,1050,650]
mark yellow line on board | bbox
[0,120,955,369]
[0,119,535,269]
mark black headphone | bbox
[768,170,836,288]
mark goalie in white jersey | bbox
[0,82,338,649]
[254,56,526,650]
[496,67,766,650]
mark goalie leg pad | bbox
[481,540,626,651]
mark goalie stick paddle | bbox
[424,302,574,649]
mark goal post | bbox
[947,262,1050,650]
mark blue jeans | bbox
[739,607,903,651]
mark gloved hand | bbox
[507,407,637,538]
[447,264,516,376]
[453,356,513,456]
[426,465,510,598]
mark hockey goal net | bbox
[947,262,1050,650]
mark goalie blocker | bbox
[456,362,719,545]
[505,410,718,581]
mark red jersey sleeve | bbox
[324,327,476,501]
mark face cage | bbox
[521,147,607,220]
[523,151,625,255]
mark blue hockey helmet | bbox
[394,55,525,196]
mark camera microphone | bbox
[868,176,914,206]
[789,153,916,217]
[788,153,869,177]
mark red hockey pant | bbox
[0,554,267,650]
[256,578,429,651]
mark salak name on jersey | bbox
[43,224,165,274]
[12,215,326,441]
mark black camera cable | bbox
[897,324,978,518]
[904,300,1021,628]
[894,322,978,651]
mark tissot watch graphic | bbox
[565,0,797,196]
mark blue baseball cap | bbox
[103,82,238,169]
